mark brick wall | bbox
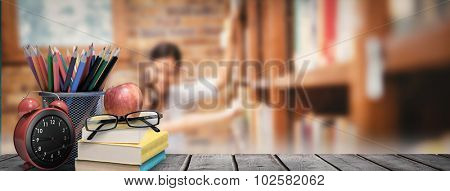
[1,0,229,154]
[123,0,227,64]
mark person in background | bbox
[144,39,241,153]
[144,42,183,110]
[142,8,244,153]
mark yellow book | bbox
[78,131,168,165]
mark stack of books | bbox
[76,124,168,171]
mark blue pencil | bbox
[70,51,87,92]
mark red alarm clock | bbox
[14,96,74,170]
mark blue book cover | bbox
[140,151,166,171]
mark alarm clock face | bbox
[25,109,73,169]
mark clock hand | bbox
[36,137,54,142]
[48,148,61,155]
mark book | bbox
[81,123,151,144]
[320,0,337,65]
[293,0,319,71]
[76,151,166,171]
[77,130,168,165]
[335,0,357,63]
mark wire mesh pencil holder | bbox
[39,91,104,165]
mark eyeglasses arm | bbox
[142,120,160,132]
[126,114,162,121]
[86,123,108,140]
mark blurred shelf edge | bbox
[252,63,349,90]
[254,21,450,90]
[385,20,450,73]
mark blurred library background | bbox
[1,0,450,154]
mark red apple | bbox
[104,83,143,116]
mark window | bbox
[17,0,113,46]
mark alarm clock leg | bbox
[22,162,34,170]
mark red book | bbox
[322,0,337,65]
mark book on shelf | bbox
[294,0,319,71]
[76,151,166,171]
[389,0,450,37]
[335,0,357,63]
[319,0,337,66]
[293,0,358,72]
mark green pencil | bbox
[87,50,111,91]
[47,46,54,92]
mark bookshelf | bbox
[254,17,450,91]
[385,20,450,73]
[253,63,349,89]
[235,0,450,146]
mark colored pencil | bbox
[82,53,97,91]
[88,50,111,91]
[52,52,60,92]
[93,48,120,91]
[58,48,68,71]
[24,44,120,93]
[71,51,88,92]
[81,43,94,83]
[36,46,48,77]
[24,46,43,90]
[73,51,81,78]
[36,47,49,90]
[80,47,104,91]
[63,47,78,92]
[47,46,54,92]
[29,46,47,90]
[54,47,67,84]
[59,79,64,91]
[65,49,70,70]
[68,51,82,92]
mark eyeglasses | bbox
[85,111,163,140]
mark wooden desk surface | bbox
[1,154,449,171]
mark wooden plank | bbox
[234,154,285,171]
[0,154,17,162]
[359,154,436,171]
[278,154,337,171]
[439,154,450,159]
[318,154,387,171]
[399,154,450,171]
[188,154,234,171]
[0,156,28,171]
[29,164,74,171]
[152,154,188,171]
[0,155,73,171]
